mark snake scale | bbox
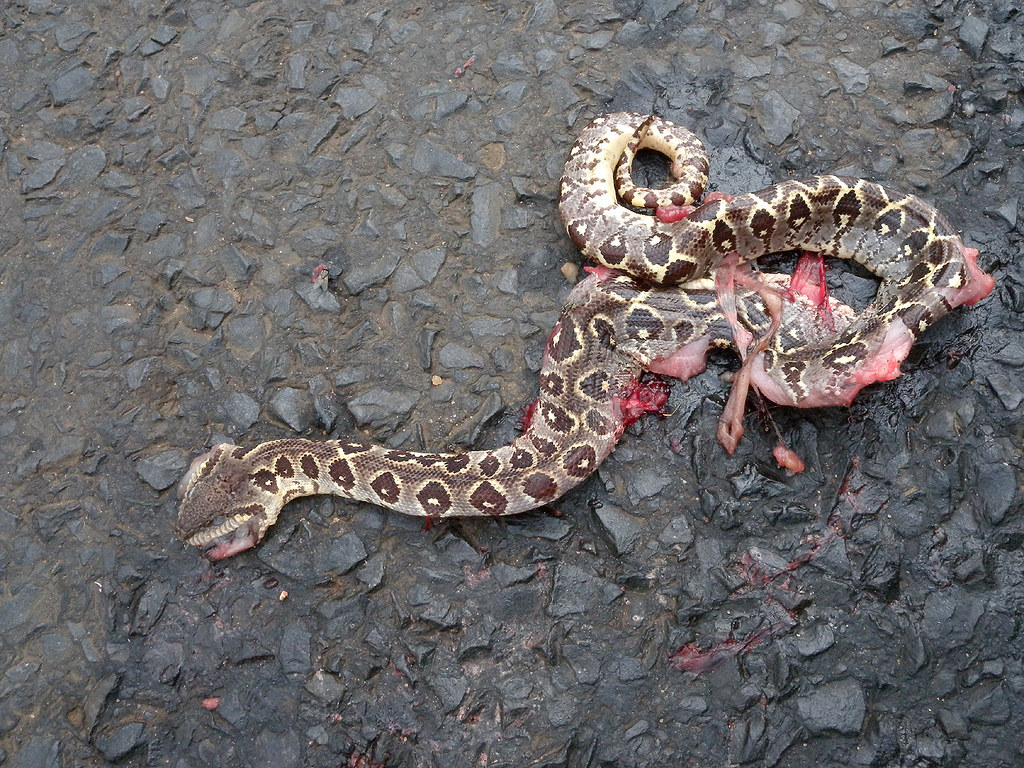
[176,113,994,559]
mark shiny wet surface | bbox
[1,1,1022,766]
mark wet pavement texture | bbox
[1,0,1023,766]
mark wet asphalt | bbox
[1,1,1022,766]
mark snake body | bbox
[176,113,993,559]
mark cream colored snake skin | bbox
[176,113,994,559]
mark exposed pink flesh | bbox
[749,316,915,409]
[582,264,620,282]
[788,253,829,306]
[773,444,806,474]
[647,335,713,380]
[788,253,836,330]
[946,247,994,307]
[205,521,261,560]
[655,192,734,223]
[656,204,696,223]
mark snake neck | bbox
[174,271,663,556]
[247,285,648,521]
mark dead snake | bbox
[175,112,993,559]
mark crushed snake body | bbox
[176,113,993,559]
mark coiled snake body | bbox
[177,113,993,559]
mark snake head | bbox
[175,443,281,560]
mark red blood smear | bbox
[617,375,671,428]
[788,252,835,330]
[668,617,795,673]
[518,399,538,431]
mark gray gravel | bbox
[1,1,1022,767]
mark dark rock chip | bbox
[342,251,399,294]
[251,728,301,768]
[974,460,1016,525]
[658,516,693,548]
[308,375,341,431]
[270,387,315,433]
[347,386,418,428]
[304,670,345,702]
[937,707,969,738]
[984,197,1019,230]
[959,16,990,59]
[594,504,643,554]
[279,623,311,676]
[356,554,385,590]
[986,370,1024,410]
[880,36,908,56]
[892,10,938,40]
[93,722,145,762]
[333,87,378,119]
[287,52,307,90]
[135,450,186,491]
[307,113,340,153]
[433,672,468,713]
[296,280,342,312]
[144,641,184,684]
[967,682,1011,725]
[55,21,94,52]
[756,92,800,146]
[548,563,609,617]
[624,466,673,504]
[49,64,94,106]
[58,145,106,188]
[610,654,647,682]
[471,181,505,245]
[407,582,457,627]
[314,532,367,575]
[190,287,236,315]
[527,0,557,31]
[918,89,956,124]
[435,90,468,120]
[490,562,536,587]
[922,589,984,648]
[508,514,572,541]
[728,709,767,764]
[10,735,60,768]
[786,622,836,657]
[795,678,866,734]
[222,391,260,430]
[131,581,169,634]
[579,30,615,50]
[151,24,178,46]
[22,157,66,193]
[392,246,447,291]
[82,673,120,737]
[491,52,530,79]
[831,56,870,95]
[224,316,265,359]
[439,342,486,369]
[411,139,476,179]
[33,435,85,472]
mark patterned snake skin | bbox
[176,113,994,559]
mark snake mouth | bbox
[185,513,264,560]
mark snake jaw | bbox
[175,443,279,559]
[187,513,265,560]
